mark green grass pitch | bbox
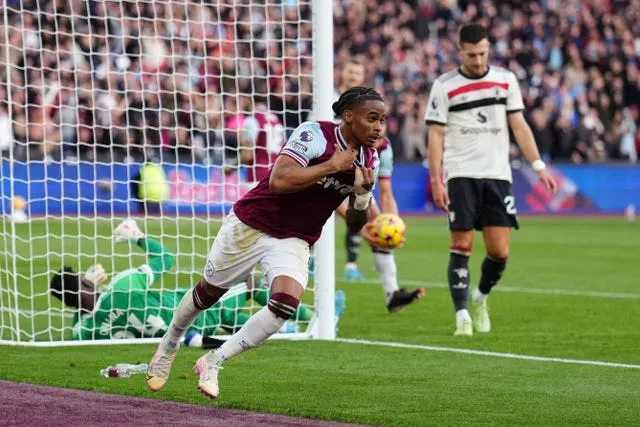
[1,216,639,426]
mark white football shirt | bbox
[424,66,524,182]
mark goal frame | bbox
[0,0,335,347]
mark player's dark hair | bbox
[459,23,489,45]
[332,86,384,117]
[50,266,80,308]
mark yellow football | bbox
[12,196,26,212]
[369,213,406,249]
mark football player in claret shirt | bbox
[146,87,385,399]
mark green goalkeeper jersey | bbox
[71,238,250,340]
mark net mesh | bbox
[0,0,316,345]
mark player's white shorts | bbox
[203,211,310,289]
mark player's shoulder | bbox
[489,65,517,81]
[288,121,331,152]
[434,69,461,85]
[293,121,326,139]
[490,65,512,75]
[378,139,393,159]
[376,137,391,154]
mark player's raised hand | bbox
[537,170,558,194]
[329,144,357,172]
[354,167,374,194]
[432,180,450,212]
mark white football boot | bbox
[454,309,473,336]
[194,353,222,399]
[146,339,178,392]
[470,289,491,333]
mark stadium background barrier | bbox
[2,161,639,216]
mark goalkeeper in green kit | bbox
[50,219,340,344]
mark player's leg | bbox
[147,212,262,392]
[449,230,474,336]
[374,247,425,312]
[146,277,227,391]
[185,286,252,348]
[194,236,310,399]
[470,226,510,333]
[344,230,365,280]
[470,180,518,332]
[446,178,481,336]
[337,200,365,280]
[251,281,314,322]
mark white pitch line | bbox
[337,338,640,369]
[337,278,640,300]
[0,309,74,318]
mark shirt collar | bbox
[335,126,365,167]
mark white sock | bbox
[456,309,471,323]
[209,306,285,366]
[474,288,488,305]
[345,262,358,271]
[163,288,202,350]
[374,252,399,303]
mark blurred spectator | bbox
[0,0,639,165]
[333,0,640,163]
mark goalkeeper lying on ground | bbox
[50,219,345,345]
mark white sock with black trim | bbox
[209,306,285,365]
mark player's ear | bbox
[343,110,353,124]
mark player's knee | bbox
[487,249,509,261]
[268,292,300,320]
[192,278,226,310]
[372,247,392,255]
[451,235,473,251]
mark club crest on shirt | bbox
[205,259,214,278]
[300,130,313,142]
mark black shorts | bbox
[446,177,519,231]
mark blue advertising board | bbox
[1,161,639,215]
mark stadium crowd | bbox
[0,0,639,165]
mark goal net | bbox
[0,0,335,346]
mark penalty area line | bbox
[337,338,640,369]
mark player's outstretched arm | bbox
[113,219,175,285]
[508,112,558,194]
[139,237,175,284]
[269,145,357,194]
[427,124,450,211]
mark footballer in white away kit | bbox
[425,24,557,336]
[147,87,383,399]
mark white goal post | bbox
[0,0,335,346]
